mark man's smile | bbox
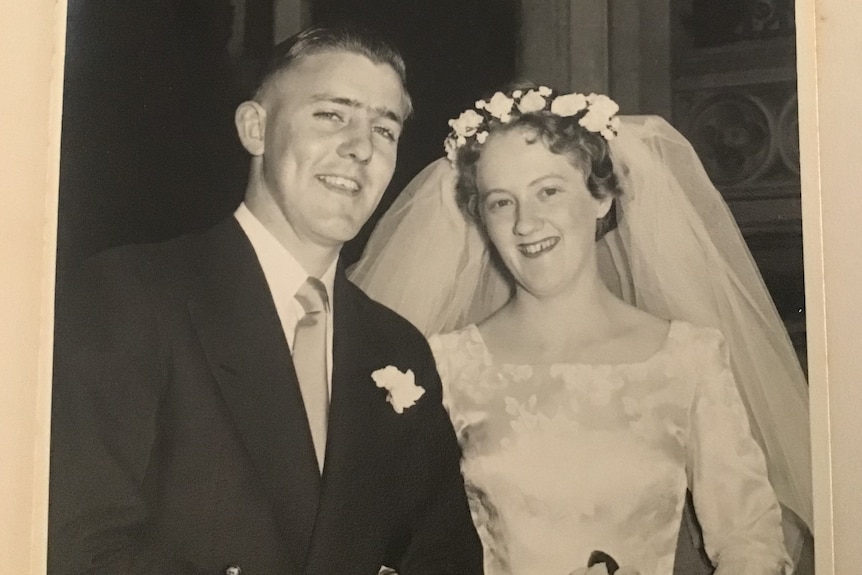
[317,174,362,193]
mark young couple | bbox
[49,24,811,575]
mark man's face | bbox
[255,51,407,249]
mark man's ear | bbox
[235,101,266,156]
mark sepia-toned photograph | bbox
[45,1,815,574]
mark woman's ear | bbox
[596,193,614,219]
[594,195,618,241]
[235,100,266,156]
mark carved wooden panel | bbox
[674,80,799,201]
[671,1,805,360]
[686,0,795,47]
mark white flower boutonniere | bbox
[372,365,425,414]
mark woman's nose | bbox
[513,202,541,236]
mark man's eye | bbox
[314,111,343,122]
[373,126,397,142]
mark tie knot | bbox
[295,277,328,316]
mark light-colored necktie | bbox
[293,277,329,473]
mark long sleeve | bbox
[428,330,501,575]
[686,329,793,575]
[393,343,485,575]
[48,256,200,575]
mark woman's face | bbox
[475,129,612,298]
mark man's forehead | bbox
[269,51,408,116]
[282,50,400,88]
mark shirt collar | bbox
[234,202,338,301]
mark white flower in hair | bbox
[586,93,620,117]
[550,92,588,117]
[443,90,619,163]
[449,109,484,138]
[517,89,547,114]
[602,116,622,140]
[485,91,515,123]
[579,94,620,139]
[444,137,458,162]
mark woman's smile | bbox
[517,237,560,257]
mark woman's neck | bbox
[513,273,615,331]
[482,269,624,363]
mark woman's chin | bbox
[504,257,568,294]
[514,277,572,300]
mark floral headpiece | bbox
[444,87,621,163]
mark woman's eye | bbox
[486,197,512,211]
[541,187,561,197]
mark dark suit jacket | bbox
[48,217,483,575]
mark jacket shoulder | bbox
[64,217,247,299]
[76,232,203,286]
[344,277,428,346]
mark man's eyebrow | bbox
[311,94,403,126]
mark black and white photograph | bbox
[19,0,825,573]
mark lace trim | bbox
[464,320,686,370]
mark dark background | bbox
[56,1,805,361]
[55,0,518,286]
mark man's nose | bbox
[337,121,373,163]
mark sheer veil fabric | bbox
[349,116,812,539]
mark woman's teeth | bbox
[518,237,559,256]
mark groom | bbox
[48,26,482,574]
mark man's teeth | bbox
[520,238,558,254]
[319,175,360,192]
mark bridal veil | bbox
[349,116,812,536]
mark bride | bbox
[351,86,811,574]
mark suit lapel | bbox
[186,219,320,569]
[323,270,380,481]
[307,270,401,569]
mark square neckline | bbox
[466,320,681,370]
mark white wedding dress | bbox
[351,116,812,574]
[429,321,791,575]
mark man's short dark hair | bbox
[254,24,413,117]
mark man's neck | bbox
[243,198,340,279]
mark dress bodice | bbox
[429,321,790,575]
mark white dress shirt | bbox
[234,203,337,391]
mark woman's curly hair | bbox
[452,85,624,240]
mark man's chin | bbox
[313,221,365,248]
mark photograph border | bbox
[0,2,66,573]
[2,0,860,572]
[795,0,833,570]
